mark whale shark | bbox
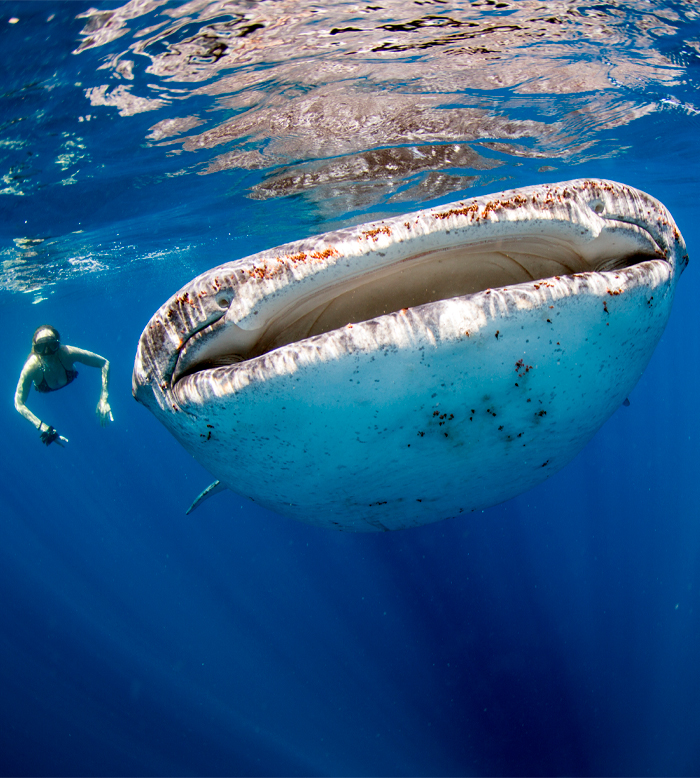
[133,179,687,531]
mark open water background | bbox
[1,1,700,774]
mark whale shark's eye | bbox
[217,296,231,308]
[591,200,605,215]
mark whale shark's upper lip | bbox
[132,179,687,407]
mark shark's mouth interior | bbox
[174,230,663,382]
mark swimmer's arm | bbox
[14,359,68,445]
[66,346,113,425]
[65,346,110,398]
[14,359,43,430]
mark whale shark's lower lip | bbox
[133,179,687,531]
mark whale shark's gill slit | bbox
[496,252,538,282]
[596,254,646,272]
[295,299,336,345]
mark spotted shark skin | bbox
[133,179,687,531]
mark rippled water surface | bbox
[1,1,700,775]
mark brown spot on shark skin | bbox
[360,226,392,242]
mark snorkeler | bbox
[14,325,113,447]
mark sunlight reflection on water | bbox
[1,0,698,292]
[76,0,695,206]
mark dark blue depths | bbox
[2,223,699,777]
[1,1,700,775]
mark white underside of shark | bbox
[133,179,687,531]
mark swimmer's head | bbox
[32,325,60,356]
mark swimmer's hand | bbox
[96,397,114,427]
[39,424,68,447]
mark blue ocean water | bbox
[1,0,699,774]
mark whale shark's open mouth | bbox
[172,226,663,385]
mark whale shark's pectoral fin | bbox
[186,480,226,515]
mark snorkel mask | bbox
[33,327,60,356]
